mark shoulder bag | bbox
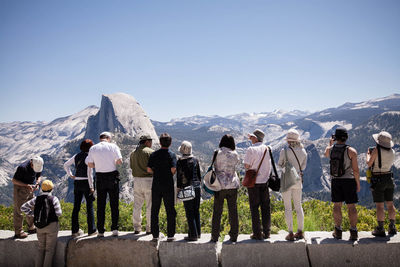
[177,159,197,201]
[280,148,301,193]
[268,146,280,191]
[242,147,268,188]
[202,151,221,196]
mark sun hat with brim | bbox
[42,180,54,192]
[32,156,44,173]
[286,129,300,142]
[100,131,112,138]
[248,129,265,142]
[139,134,152,141]
[373,131,394,149]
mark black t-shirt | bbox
[13,160,41,185]
[148,148,177,189]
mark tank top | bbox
[372,148,395,173]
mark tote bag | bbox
[280,149,300,193]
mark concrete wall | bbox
[1,230,399,267]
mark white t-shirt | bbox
[244,142,271,184]
[86,141,122,173]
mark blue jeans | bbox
[72,179,96,234]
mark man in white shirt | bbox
[244,129,272,240]
[86,132,123,237]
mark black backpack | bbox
[34,195,55,229]
[330,145,349,177]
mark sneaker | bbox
[134,231,140,234]
[145,232,152,235]
[332,227,342,240]
[72,229,84,238]
[167,237,175,242]
[112,230,119,236]
[14,232,28,239]
[294,231,304,239]
[229,236,237,243]
[349,229,358,241]
[209,238,218,243]
[372,226,386,237]
[88,230,98,236]
[285,232,295,241]
[97,232,104,238]
[184,236,198,241]
[151,237,159,242]
[27,228,37,234]
[388,224,397,235]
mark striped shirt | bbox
[21,192,62,217]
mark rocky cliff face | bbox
[85,93,158,142]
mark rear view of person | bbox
[64,139,97,237]
[21,180,62,267]
[177,141,202,241]
[278,129,307,241]
[367,131,397,236]
[147,133,177,242]
[211,134,240,243]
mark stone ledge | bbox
[306,231,400,267]
[220,233,309,267]
[158,234,218,267]
[67,231,158,267]
[0,230,71,267]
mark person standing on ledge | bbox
[12,156,44,239]
[367,131,397,237]
[86,131,122,237]
[21,180,62,267]
[244,129,272,240]
[147,133,177,242]
[130,134,154,235]
[64,139,97,237]
[324,127,360,241]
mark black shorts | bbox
[331,179,358,204]
[371,177,394,202]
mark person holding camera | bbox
[64,139,97,237]
[367,131,396,236]
[12,156,44,239]
[324,127,360,241]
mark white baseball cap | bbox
[31,156,44,172]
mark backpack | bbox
[330,145,349,177]
[34,195,55,229]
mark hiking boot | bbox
[372,226,386,237]
[294,231,304,239]
[112,230,119,237]
[332,227,342,240]
[388,224,397,235]
[134,231,140,234]
[263,231,271,239]
[28,228,37,234]
[151,237,159,242]
[145,232,152,235]
[97,232,104,238]
[14,232,28,239]
[349,229,358,241]
[285,232,295,241]
[88,230,98,237]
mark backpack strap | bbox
[289,147,302,174]
[211,150,218,167]
[268,146,279,178]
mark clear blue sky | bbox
[0,0,399,122]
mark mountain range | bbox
[0,93,399,207]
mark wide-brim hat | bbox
[373,131,394,149]
[286,129,300,142]
[248,129,265,142]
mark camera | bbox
[331,134,336,141]
[368,146,375,153]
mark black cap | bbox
[335,127,348,137]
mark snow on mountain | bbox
[0,105,99,163]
